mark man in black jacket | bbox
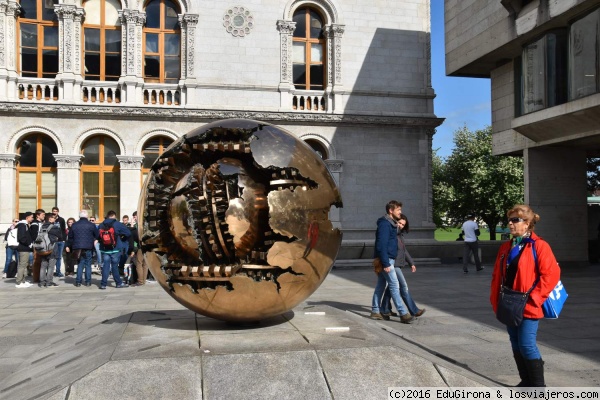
[51,206,66,277]
[37,213,63,287]
[15,211,35,288]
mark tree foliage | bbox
[433,125,524,240]
[587,157,600,194]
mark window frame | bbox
[292,7,326,91]
[141,136,173,185]
[16,133,58,214]
[82,0,122,81]
[143,0,182,84]
[18,0,59,78]
[80,136,121,220]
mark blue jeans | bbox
[101,251,123,287]
[381,267,419,315]
[94,242,102,265]
[4,246,18,273]
[507,318,541,360]
[372,259,408,316]
[53,241,65,275]
[75,249,93,285]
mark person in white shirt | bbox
[461,214,483,273]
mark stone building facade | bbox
[445,0,600,264]
[0,0,441,259]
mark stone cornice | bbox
[0,153,19,168]
[54,154,83,169]
[0,102,444,128]
[117,155,144,169]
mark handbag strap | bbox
[501,237,539,295]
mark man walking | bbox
[67,210,98,287]
[37,213,63,287]
[461,214,483,273]
[371,200,414,324]
[15,212,35,288]
[98,210,130,289]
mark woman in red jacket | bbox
[490,204,560,387]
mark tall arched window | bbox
[81,136,120,219]
[292,7,325,90]
[18,0,59,78]
[16,134,58,213]
[143,0,181,84]
[141,136,173,184]
[83,0,122,81]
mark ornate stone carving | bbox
[117,155,143,170]
[330,24,344,85]
[223,6,254,37]
[56,5,84,74]
[0,102,446,128]
[277,20,296,84]
[119,10,145,77]
[325,159,343,173]
[0,13,5,68]
[54,154,84,169]
[0,153,19,168]
[6,1,18,68]
[182,14,198,79]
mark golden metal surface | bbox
[138,119,343,321]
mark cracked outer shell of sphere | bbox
[138,119,343,321]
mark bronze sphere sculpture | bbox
[138,119,343,321]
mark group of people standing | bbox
[370,201,560,387]
[3,207,150,290]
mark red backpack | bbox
[98,221,116,250]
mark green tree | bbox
[587,157,600,194]
[435,125,524,240]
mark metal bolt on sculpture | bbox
[138,119,343,321]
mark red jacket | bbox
[490,232,560,319]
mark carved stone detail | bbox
[56,5,85,74]
[117,155,143,170]
[54,154,84,169]
[6,0,19,69]
[325,159,343,173]
[0,102,446,128]
[277,20,295,84]
[330,24,344,85]
[119,10,145,77]
[181,14,198,79]
[0,153,19,168]
[223,6,254,37]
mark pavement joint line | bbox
[63,328,75,333]
[0,377,31,392]
[31,352,56,365]
[147,318,172,321]
[55,354,84,369]
[75,334,98,346]
[25,385,63,400]
[138,344,162,352]
[340,334,366,340]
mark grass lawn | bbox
[435,227,500,241]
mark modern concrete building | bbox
[445,0,600,264]
[0,0,442,261]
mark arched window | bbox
[143,0,181,84]
[83,0,122,81]
[18,0,59,78]
[292,7,325,90]
[304,139,328,160]
[141,136,173,184]
[81,136,120,219]
[16,134,58,213]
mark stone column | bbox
[328,24,345,113]
[54,155,83,220]
[117,155,143,217]
[180,14,198,105]
[0,0,20,101]
[55,4,85,102]
[524,147,588,264]
[276,20,295,111]
[119,10,145,105]
[325,159,343,229]
[0,153,19,226]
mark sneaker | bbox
[115,284,129,288]
[15,283,28,288]
[463,269,469,274]
[23,282,33,287]
[47,282,59,287]
[85,283,91,287]
[476,267,485,272]
[99,286,106,290]
[400,314,415,324]
[2,273,6,279]
[75,283,81,287]
[415,309,426,317]
[380,313,392,321]
[56,273,64,277]
[38,283,43,287]
[370,312,384,320]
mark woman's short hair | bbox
[507,204,540,231]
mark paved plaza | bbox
[0,263,598,399]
